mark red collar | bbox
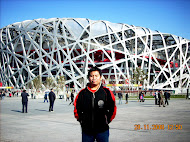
[88,86,96,93]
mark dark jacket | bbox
[21,92,29,102]
[164,92,170,99]
[74,84,117,134]
[49,91,56,102]
[118,93,123,98]
[71,92,74,98]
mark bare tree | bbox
[44,77,56,89]
[33,75,42,98]
[55,76,65,97]
[131,67,148,99]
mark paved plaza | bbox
[0,97,190,142]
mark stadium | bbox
[0,18,190,93]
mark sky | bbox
[0,0,190,39]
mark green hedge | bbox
[170,95,187,98]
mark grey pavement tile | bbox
[0,97,190,142]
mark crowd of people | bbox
[19,88,75,113]
[153,90,170,107]
[0,91,19,99]
[114,89,171,108]
[0,91,6,100]
[16,89,171,113]
[0,87,172,109]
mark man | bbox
[2,91,5,100]
[118,92,123,104]
[186,88,189,99]
[66,91,70,101]
[44,91,49,103]
[0,92,2,100]
[125,93,128,104]
[69,90,74,105]
[49,88,56,112]
[164,91,169,105]
[158,90,165,107]
[154,90,158,105]
[74,66,117,142]
[21,90,29,113]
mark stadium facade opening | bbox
[0,18,190,93]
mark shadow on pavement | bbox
[11,110,22,113]
[35,109,49,112]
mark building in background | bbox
[0,18,190,93]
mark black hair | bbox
[87,66,102,78]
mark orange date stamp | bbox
[134,124,182,130]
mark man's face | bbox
[89,71,102,85]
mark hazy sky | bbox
[0,0,190,39]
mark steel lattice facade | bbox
[0,18,190,92]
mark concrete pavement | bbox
[0,97,190,142]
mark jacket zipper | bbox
[86,85,100,129]
[92,93,95,128]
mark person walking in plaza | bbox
[31,91,33,99]
[66,91,70,101]
[118,92,123,104]
[69,90,74,105]
[9,92,12,97]
[2,91,5,100]
[125,93,128,104]
[154,90,159,105]
[164,91,169,105]
[138,91,142,102]
[186,88,189,99]
[21,89,29,113]
[140,92,145,102]
[0,92,2,100]
[49,88,56,112]
[158,90,165,107]
[74,66,117,142]
[44,91,49,103]
[168,91,171,100]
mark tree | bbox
[131,67,148,99]
[55,76,65,97]
[44,77,56,89]
[33,75,42,97]
[26,81,33,89]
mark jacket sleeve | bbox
[105,87,117,123]
[54,93,56,100]
[74,90,84,122]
